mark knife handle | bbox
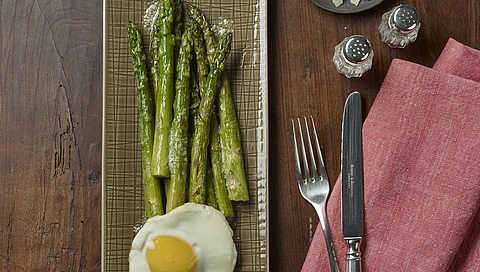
[345,239,362,272]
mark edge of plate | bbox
[259,0,269,269]
[101,0,107,271]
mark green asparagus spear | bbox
[189,75,201,135]
[164,177,171,204]
[205,162,218,209]
[151,0,176,178]
[218,76,249,201]
[173,0,183,52]
[185,5,247,200]
[189,33,233,204]
[187,4,248,201]
[166,27,194,213]
[210,110,234,217]
[126,21,165,218]
[190,20,209,90]
[186,3,216,66]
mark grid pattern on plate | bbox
[103,0,267,271]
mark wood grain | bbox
[268,0,479,271]
[0,0,479,271]
[0,0,102,271]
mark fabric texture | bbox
[302,38,480,272]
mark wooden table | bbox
[1,0,478,271]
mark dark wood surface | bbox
[1,0,478,271]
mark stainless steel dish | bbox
[311,0,384,14]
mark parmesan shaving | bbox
[350,0,360,6]
[143,2,159,34]
[333,0,343,7]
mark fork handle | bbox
[345,239,362,272]
[316,206,340,272]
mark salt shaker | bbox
[333,35,374,78]
[379,5,420,48]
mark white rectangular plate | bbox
[102,0,269,271]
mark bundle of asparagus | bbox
[126,0,248,219]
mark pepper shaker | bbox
[333,35,374,78]
[379,5,420,48]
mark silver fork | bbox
[292,117,339,272]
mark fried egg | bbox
[129,202,237,272]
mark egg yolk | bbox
[145,235,198,272]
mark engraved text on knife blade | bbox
[348,164,355,198]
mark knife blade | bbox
[341,91,364,272]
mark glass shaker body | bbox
[333,35,374,78]
[379,5,420,48]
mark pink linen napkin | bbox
[433,38,480,82]
[302,39,480,272]
[433,38,480,272]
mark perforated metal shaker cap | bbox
[342,35,372,64]
[391,5,419,33]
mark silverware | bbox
[341,92,364,272]
[292,116,339,272]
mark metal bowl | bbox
[311,0,384,14]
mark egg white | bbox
[129,202,237,272]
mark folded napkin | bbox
[434,38,480,272]
[433,38,480,82]
[302,38,480,272]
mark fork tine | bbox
[291,119,304,182]
[297,118,310,180]
[309,116,327,180]
[304,117,319,180]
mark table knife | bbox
[341,91,364,272]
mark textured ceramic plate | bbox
[102,0,269,271]
[311,0,383,14]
